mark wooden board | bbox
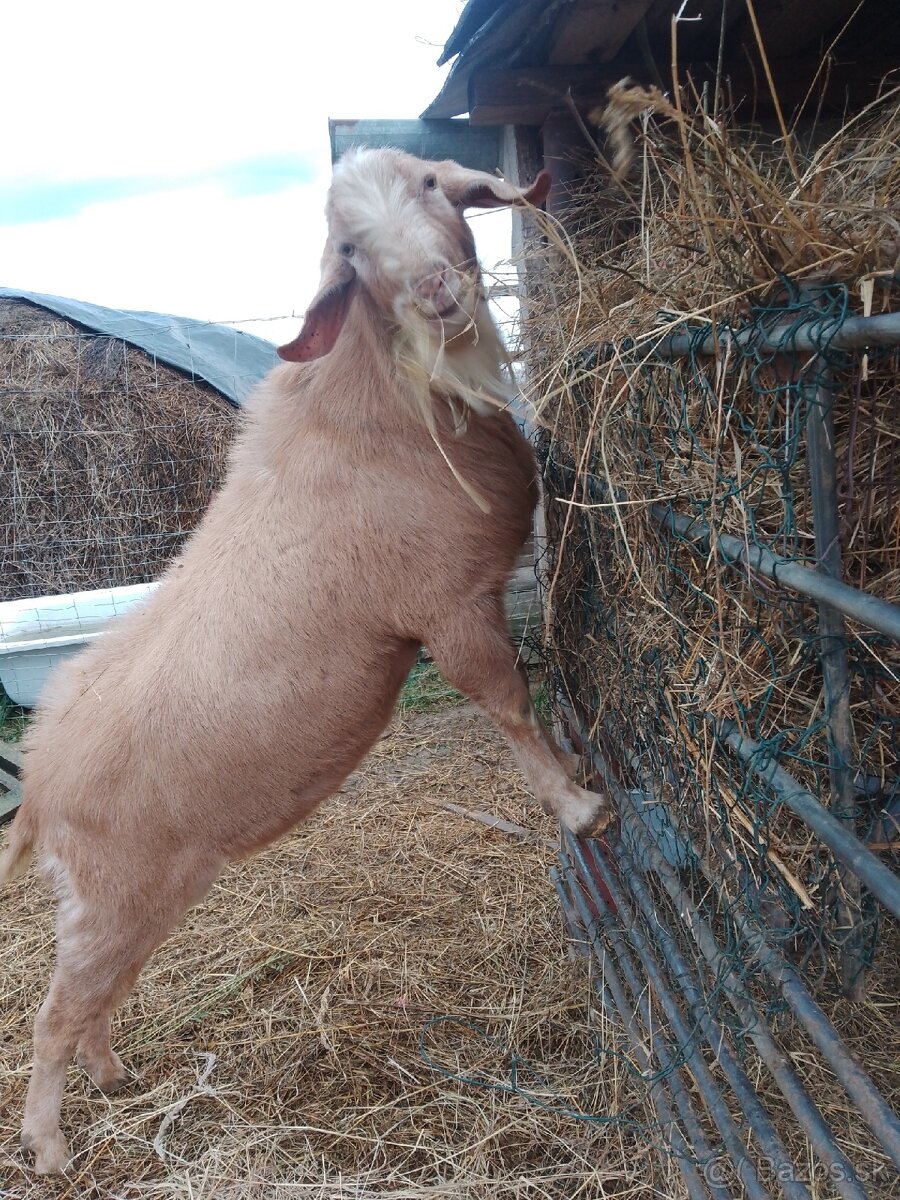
[467,56,896,125]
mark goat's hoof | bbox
[78,1049,128,1094]
[557,786,613,837]
[22,1128,70,1175]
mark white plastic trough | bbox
[0,582,157,708]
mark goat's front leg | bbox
[425,605,611,835]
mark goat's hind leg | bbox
[77,1011,128,1094]
[22,877,196,1175]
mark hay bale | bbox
[0,298,237,602]
[522,84,900,966]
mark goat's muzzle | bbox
[411,264,473,330]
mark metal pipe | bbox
[611,839,813,1200]
[565,834,774,1200]
[801,347,866,997]
[650,311,900,358]
[559,850,732,1199]
[565,700,900,1173]
[604,785,869,1200]
[649,506,900,643]
[553,861,712,1200]
[606,729,900,1177]
[718,721,900,921]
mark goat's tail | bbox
[0,808,35,887]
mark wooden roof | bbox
[423,0,900,123]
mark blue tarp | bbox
[0,287,279,406]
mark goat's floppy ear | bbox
[277,251,357,363]
[435,163,551,210]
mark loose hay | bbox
[0,705,673,1199]
[521,79,900,947]
[0,299,236,602]
[512,77,900,1194]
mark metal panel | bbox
[545,297,900,1196]
[329,119,501,172]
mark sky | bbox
[0,0,513,348]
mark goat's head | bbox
[277,150,549,368]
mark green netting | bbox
[537,281,899,985]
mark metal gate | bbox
[544,289,900,1198]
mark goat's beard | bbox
[394,297,514,429]
[393,296,515,513]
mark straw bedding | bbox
[0,703,676,1199]
[0,299,236,602]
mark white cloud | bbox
[1,2,522,345]
[1,184,328,345]
[3,1,461,183]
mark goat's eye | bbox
[338,242,354,257]
[423,174,437,191]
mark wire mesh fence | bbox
[538,287,900,1198]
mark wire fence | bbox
[538,285,900,1198]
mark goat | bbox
[0,148,610,1175]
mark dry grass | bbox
[510,79,900,1192]
[0,299,236,602]
[0,704,673,1199]
[519,80,900,872]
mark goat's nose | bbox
[413,264,451,303]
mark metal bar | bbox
[697,855,900,1177]
[565,700,900,1173]
[718,721,900,921]
[604,785,869,1200]
[802,348,866,997]
[602,723,900,1177]
[650,506,900,643]
[560,849,732,1200]
[553,861,712,1200]
[565,834,774,1200]
[616,840,813,1200]
[650,311,900,358]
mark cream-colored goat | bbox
[0,149,610,1175]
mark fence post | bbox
[799,296,867,999]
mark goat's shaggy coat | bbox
[1,149,610,1175]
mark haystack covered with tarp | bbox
[0,289,278,601]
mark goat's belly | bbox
[205,667,412,859]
